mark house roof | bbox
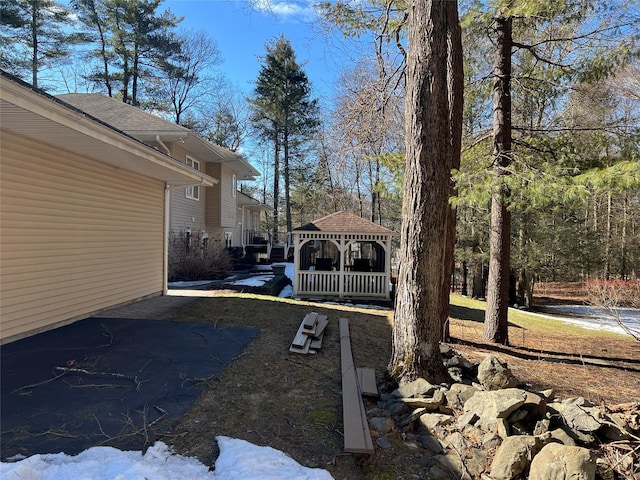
[56,93,260,181]
[237,190,272,211]
[294,211,394,235]
[0,71,216,187]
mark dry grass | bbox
[160,291,639,479]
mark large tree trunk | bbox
[440,0,464,342]
[390,0,460,385]
[272,138,280,241]
[483,12,512,345]
[283,126,292,233]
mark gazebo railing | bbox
[343,272,388,297]
[296,271,388,298]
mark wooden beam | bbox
[339,318,374,454]
[356,368,378,397]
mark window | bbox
[224,232,233,248]
[185,157,200,200]
[232,174,237,197]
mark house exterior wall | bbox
[204,162,221,232]
[167,143,206,232]
[203,163,242,246]
[220,164,237,229]
[0,131,165,343]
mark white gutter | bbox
[156,135,171,155]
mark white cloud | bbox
[253,0,318,21]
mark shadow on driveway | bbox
[1,317,257,459]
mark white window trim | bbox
[185,157,200,200]
[232,174,237,197]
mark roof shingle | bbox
[294,211,393,234]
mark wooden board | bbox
[339,318,374,454]
[309,330,325,350]
[311,315,328,339]
[356,368,378,397]
[302,312,319,331]
[291,318,311,348]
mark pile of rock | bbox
[368,347,639,479]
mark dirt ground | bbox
[154,288,639,480]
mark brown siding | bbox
[205,162,221,230]
[0,131,165,342]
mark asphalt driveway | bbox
[1,302,257,460]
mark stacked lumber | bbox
[289,312,329,354]
[339,318,374,454]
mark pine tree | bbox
[0,0,76,88]
[249,35,319,236]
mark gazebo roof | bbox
[294,211,393,235]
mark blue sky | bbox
[164,0,346,100]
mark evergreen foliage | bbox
[249,35,320,234]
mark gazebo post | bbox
[338,235,345,298]
[293,234,300,295]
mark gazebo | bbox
[291,211,394,299]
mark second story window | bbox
[186,157,200,200]
[232,174,237,197]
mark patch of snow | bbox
[523,305,640,335]
[1,437,334,480]
[279,285,293,298]
[231,275,274,287]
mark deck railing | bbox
[243,230,269,246]
[296,271,388,298]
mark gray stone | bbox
[369,416,394,434]
[482,432,502,449]
[550,428,577,446]
[397,407,427,428]
[534,419,551,435]
[461,424,484,441]
[429,454,471,480]
[445,383,478,408]
[529,442,596,480]
[456,411,478,428]
[463,388,527,432]
[419,433,444,453]
[477,355,518,390]
[375,436,392,448]
[392,378,436,398]
[419,412,454,431]
[400,389,444,411]
[443,431,468,453]
[490,435,544,480]
[444,354,474,370]
[547,397,602,433]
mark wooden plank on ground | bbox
[356,368,378,397]
[302,312,319,331]
[289,339,313,354]
[309,316,329,350]
[309,330,325,351]
[291,317,311,348]
[311,315,328,339]
[339,318,374,454]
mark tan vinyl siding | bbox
[220,165,237,228]
[168,144,206,231]
[0,131,165,342]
